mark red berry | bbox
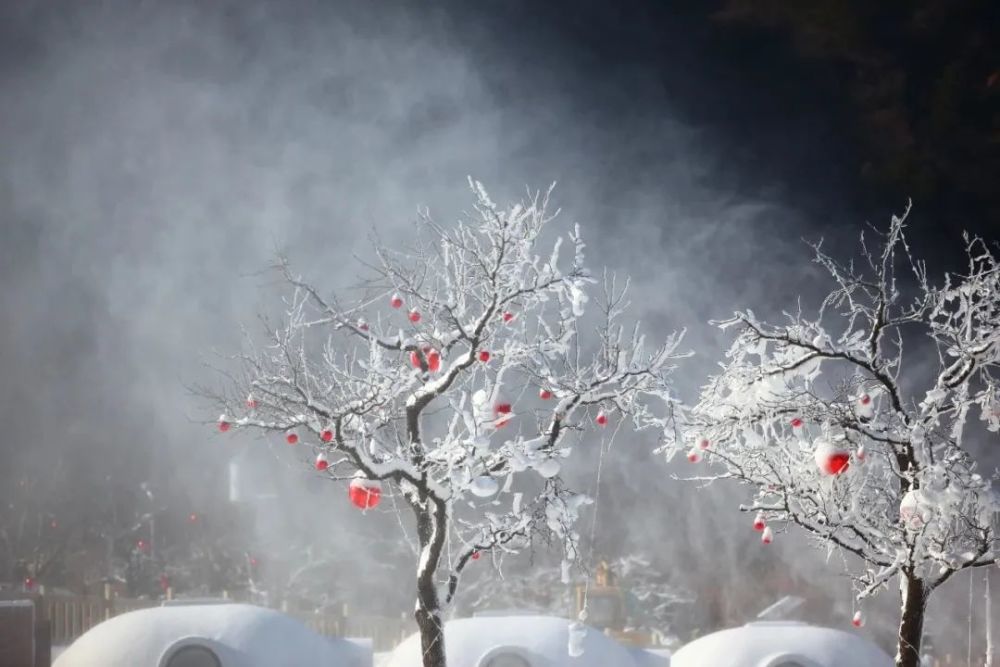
[479,350,491,362]
[502,312,514,323]
[698,438,710,450]
[471,551,481,561]
[390,294,403,309]
[408,309,421,323]
[595,412,608,426]
[321,430,334,442]
[246,396,258,409]
[539,389,553,400]
[315,455,329,471]
[860,394,871,405]
[218,420,231,433]
[286,432,298,445]
[790,417,803,428]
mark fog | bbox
[0,0,994,658]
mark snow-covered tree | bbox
[457,553,690,643]
[612,554,693,640]
[457,559,575,618]
[205,181,686,667]
[668,209,1000,667]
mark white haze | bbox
[0,0,993,657]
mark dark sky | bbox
[0,0,995,651]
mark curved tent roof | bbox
[383,614,667,667]
[53,602,371,667]
[669,621,891,667]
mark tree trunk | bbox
[895,574,927,667]
[415,603,447,667]
[413,498,448,667]
[986,569,993,667]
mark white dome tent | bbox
[669,621,892,667]
[53,602,372,667]
[382,614,669,667]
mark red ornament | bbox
[814,441,850,475]
[246,395,258,410]
[410,348,441,372]
[349,476,382,510]
[761,526,774,544]
[855,392,876,419]
[539,388,553,400]
[493,402,513,428]
[390,293,403,309]
[825,453,849,474]
[408,309,421,323]
[790,417,803,429]
[502,311,515,323]
[427,349,441,372]
[188,513,198,523]
[321,429,334,443]
[752,512,766,532]
[471,550,481,561]
[852,611,864,628]
[315,453,329,471]
[286,432,299,445]
[479,350,491,362]
[595,412,608,426]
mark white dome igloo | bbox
[53,602,371,667]
[383,614,666,667]
[669,621,892,667]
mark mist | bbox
[1,0,994,659]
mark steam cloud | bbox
[0,0,993,655]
